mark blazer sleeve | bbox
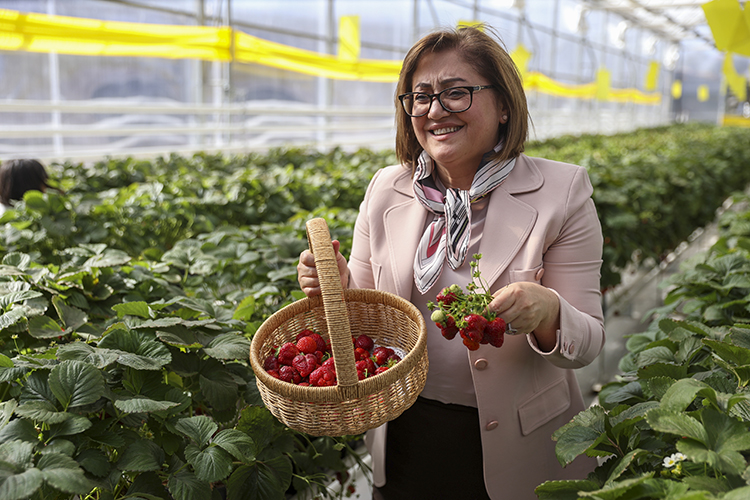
[528,166,605,369]
[345,168,383,291]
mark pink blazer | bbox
[348,154,605,499]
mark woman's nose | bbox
[426,96,450,119]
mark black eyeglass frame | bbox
[398,85,496,117]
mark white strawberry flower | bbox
[662,452,687,468]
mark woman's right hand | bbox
[297,240,350,297]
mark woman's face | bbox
[409,49,506,179]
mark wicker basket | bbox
[249,218,428,436]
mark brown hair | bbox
[0,159,49,206]
[395,25,529,172]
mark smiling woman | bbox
[297,24,605,500]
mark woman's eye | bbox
[413,94,431,103]
[445,89,469,99]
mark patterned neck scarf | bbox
[413,143,516,294]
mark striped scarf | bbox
[413,143,516,294]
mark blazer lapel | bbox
[477,155,542,288]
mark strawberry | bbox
[296,335,318,355]
[356,359,376,380]
[463,314,488,343]
[462,336,481,351]
[375,365,390,375]
[267,369,280,379]
[436,285,460,305]
[279,365,302,384]
[484,317,506,348]
[310,365,336,387]
[354,334,375,352]
[308,332,326,352]
[354,347,370,361]
[277,342,300,366]
[372,346,394,366]
[322,357,336,372]
[296,328,316,341]
[292,353,319,378]
[386,352,402,364]
[263,354,279,372]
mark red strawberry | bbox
[292,353,319,378]
[279,365,302,384]
[267,369,280,379]
[386,352,402,364]
[375,366,390,375]
[463,314,488,343]
[356,359,376,380]
[310,365,336,387]
[277,342,300,366]
[440,315,459,340]
[308,332,326,352]
[372,346,394,366]
[484,317,506,348]
[322,357,336,372]
[354,334,374,352]
[263,354,279,372]
[354,347,370,361]
[462,336,481,351]
[436,285,459,305]
[296,328,315,341]
[296,336,318,355]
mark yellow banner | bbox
[723,114,750,127]
[723,53,747,101]
[0,8,662,104]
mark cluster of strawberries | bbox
[263,329,402,387]
[427,255,506,351]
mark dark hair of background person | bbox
[0,159,50,206]
[395,24,530,172]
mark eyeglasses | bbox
[398,85,495,117]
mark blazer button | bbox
[486,420,499,431]
[535,268,545,281]
[568,343,575,354]
[474,358,488,370]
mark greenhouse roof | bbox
[584,0,719,46]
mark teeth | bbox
[431,126,460,136]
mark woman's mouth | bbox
[430,126,462,136]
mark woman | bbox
[298,25,604,500]
[0,159,50,214]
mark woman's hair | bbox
[395,24,529,171]
[0,159,49,206]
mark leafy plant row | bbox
[535,192,750,500]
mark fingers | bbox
[488,282,551,335]
[297,240,349,297]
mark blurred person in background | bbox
[297,24,604,500]
[0,159,51,214]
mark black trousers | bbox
[372,396,492,500]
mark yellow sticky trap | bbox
[458,20,484,30]
[596,68,611,101]
[702,0,750,56]
[511,44,531,81]
[697,85,710,102]
[723,53,747,101]
[645,61,660,91]
[672,80,683,99]
[338,15,360,62]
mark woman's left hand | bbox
[487,282,560,351]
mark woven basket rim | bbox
[250,288,427,404]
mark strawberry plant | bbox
[536,192,750,500]
[427,255,507,350]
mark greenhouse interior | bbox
[1,1,750,499]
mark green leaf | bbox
[0,467,43,500]
[660,378,709,412]
[41,439,75,456]
[175,416,217,448]
[75,448,110,477]
[232,295,256,321]
[52,296,87,332]
[14,401,70,424]
[83,249,131,268]
[47,415,92,439]
[167,469,211,500]
[199,369,238,411]
[226,456,293,500]
[0,419,39,443]
[554,424,606,466]
[114,396,180,414]
[704,338,750,366]
[212,429,256,462]
[1,252,31,270]
[184,444,233,483]
[578,473,654,499]
[0,290,42,309]
[646,408,708,444]
[27,315,65,339]
[48,360,106,409]
[0,440,35,468]
[534,479,601,500]
[117,439,165,472]
[0,308,27,331]
[98,329,171,370]
[112,301,153,319]
[37,452,91,494]
[57,342,120,368]
[0,400,17,428]
[637,346,675,366]
[203,333,252,360]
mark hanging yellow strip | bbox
[338,15,361,62]
[233,31,401,82]
[722,114,750,127]
[0,8,231,60]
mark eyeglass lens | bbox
[404,87,473,116]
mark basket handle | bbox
[305,218,358,388]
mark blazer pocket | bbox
[509,263,544,284]
[517,377,571,436]
[371,261,383,289]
